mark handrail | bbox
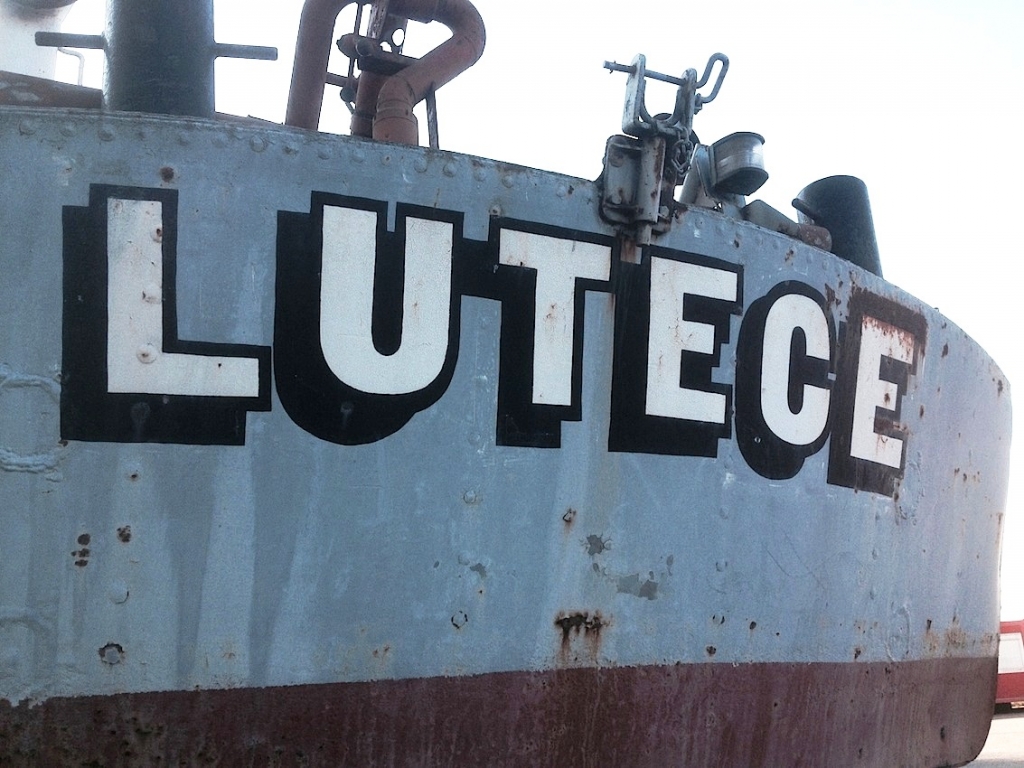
[286,0,361,130]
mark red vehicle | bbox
[997,620,1024,710]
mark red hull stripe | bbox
[1,657,995,766]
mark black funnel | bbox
[795,175,883,277]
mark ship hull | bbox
[0,107,1010,766]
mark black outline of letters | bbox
[60,187,928,499]
[274,193,464,445]
[609,249,743,457]
[61,185,271,445]
[735,281,836,479]
[827,289,926,496]
[482,218,614,448]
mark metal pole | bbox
[35,0,274,116]
[104,0,217,116]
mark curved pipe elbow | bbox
[372,0,485,145]
[286,0,485,141]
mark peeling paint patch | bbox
[585,534,609,556]
[616,573,658,600]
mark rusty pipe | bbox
[286,0,361,129]
[350,69,387,137]
[372,0,485,144]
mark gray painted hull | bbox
[0,107,1012,765]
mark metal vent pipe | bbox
[795,176,883,277]
[0,0,77,79]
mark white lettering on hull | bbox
[106,198,259,398]
[647,258,738,424]
[850,317,915,469]
[62,186,926,496]
[320,206,454,395]
[760,292,832,447]
[498,229,610,406]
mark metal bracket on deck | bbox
[599,53,730,244]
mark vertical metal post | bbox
[104,0,216,116]
[349,0,397,138]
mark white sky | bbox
[56,0,1024,618]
